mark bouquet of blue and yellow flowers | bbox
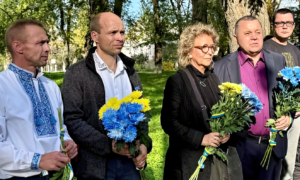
[190,82,262,180]
[98,90,151,158]
[261,67,300,169]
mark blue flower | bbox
[290,77,299,86]
[122,125,137,143]
[119,118,129,129]
[293,67,300,79]
[102,109,117,130]
[240,84,263,115]
[108,129,124,140]
[116,103,129,120]
[241,84,253,100]
[126,103,143,114]
[130,113,145,125]
[280,68,295,81]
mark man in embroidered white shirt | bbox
[0,20,77,180]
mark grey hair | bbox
[235,15,262,35]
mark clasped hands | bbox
[201,132,230,147]
[112,139,147,169]
[39,140,77,171]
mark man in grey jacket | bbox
[61,12,152,180]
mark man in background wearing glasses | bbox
[263,8,300,180]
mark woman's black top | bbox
[161,65,221,180]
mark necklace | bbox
[199,78,206,87]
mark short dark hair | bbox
[5,19,45,53]
[90,13,101,34]
[273,8,294,24]
[235,15,262,35]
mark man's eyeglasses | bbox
[274,21,295,27]
[194,45,218,53]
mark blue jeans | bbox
[106,155,141,180]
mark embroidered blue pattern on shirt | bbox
[31,153,41,170]
[8,64,57,137]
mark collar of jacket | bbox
[84,47,136,76]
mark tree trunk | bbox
[170,0,183,35]
[222,0,270,52]
[114,0,125,17]
[152,0,163,73]
[84,0,110,51]
[192,0,207,23]
[298,3,300,43]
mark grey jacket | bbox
[61,47,152,180]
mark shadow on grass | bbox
[139,71,176,179]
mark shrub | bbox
[132,53,149,69]
[162,61,175,71]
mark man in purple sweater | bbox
[214,16,291,180]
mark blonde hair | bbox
[178,23,219,68]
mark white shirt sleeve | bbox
[0,86,41,172]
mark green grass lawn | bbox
[44,71,176,180]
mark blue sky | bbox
[128,0,299,13]
[280,0,298,8]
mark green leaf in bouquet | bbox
[279,131,284,137]
[223,127,231,133]
[139,133,150,148]
[248,112,254,116]
[219,131,226,137]
[50,168,64,180]
[115,141,125,152]
[231,126,243,133]
[215,149,228,163]
[265,119,276,127]
[144,111,152,122]
[243,116,252,123]
[206,146,217,154]
[223,118,231,127]
[210,121,216,132]
[129,142,137,157]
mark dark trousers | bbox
[106,155,141,180]
[236,136,282,180]
[1,176,49,180]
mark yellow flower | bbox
[131,91,143,99]
[122,96,133,103]
[99,105,108,119]
[219,85,226,91]
[112,100,122,110]
[141,105,151,112]
[140,99,150,112]
[106,97,118,108]
[278,73,282,76]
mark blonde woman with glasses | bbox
[160,23,242,180]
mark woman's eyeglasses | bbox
[194,45,218,53]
